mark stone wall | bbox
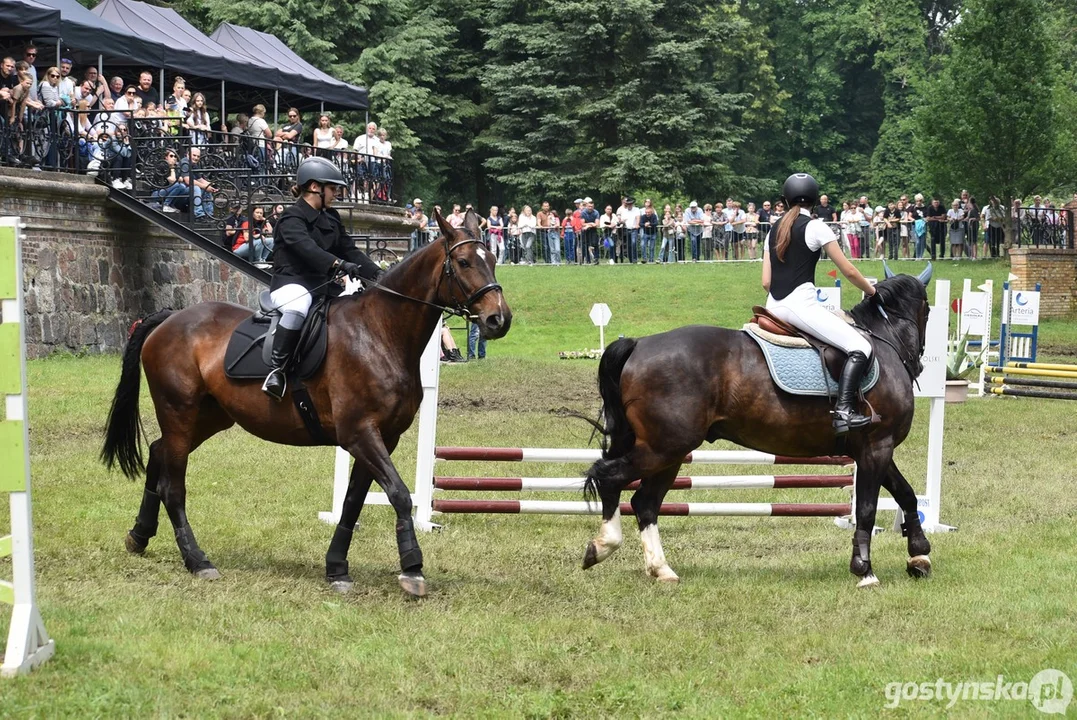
[1009,248,1077,318]
[0,168,415,357]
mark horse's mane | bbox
[848,274,927,331]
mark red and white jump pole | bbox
[321,280,954,535]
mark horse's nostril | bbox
[485,314,502,330]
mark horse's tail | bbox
[583,337,638,503]
[101,309,173,479]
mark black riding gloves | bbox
[338,261,364,281]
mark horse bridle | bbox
[362,235,502,320]
[441,237,503,317]
[863,296,929,386]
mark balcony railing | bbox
[0,108,395,213]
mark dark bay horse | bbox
[101,209,510,597]
[581,266,933,587]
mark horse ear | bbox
[434,208,454,239]
[463,209,482,240]
[918,262,933,286]
[883,259,895,279]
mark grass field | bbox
[3,259,1077,717]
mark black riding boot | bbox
[262,326,302,401]
[833,350,873,434]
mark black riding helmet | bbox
[296,156,347,189]
[782,173,820,207]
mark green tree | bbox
[867,0,930,199]
[748,0,886,201]
[915,0,1065,221]
[478,0,764,209]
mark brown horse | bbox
[580,266,933,588]
[101,209,510,597]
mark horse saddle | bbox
[223,291,329,381]
[743,306,879,397]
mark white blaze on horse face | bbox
[640,524,678,582]
[476,245,489,263]
[591,508,623,562]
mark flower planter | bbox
[945,379,970,403]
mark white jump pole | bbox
[1,217,54,678]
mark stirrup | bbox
[262,369,287,401]
[832,409,872,435]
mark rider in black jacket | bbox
[262,156,382,400]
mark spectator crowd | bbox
[405,190,1076,265]
[1,46,393,201]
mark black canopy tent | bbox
[3,0,369,127]
[15,0,166,67]
[0,0,61,40]
[91,0,276,92]
[210,23,368,111]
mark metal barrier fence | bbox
[1013,207,1072,249]
[408,209,1072,265]
[0,107,395,208]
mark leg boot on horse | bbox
[102,209,511,596]
[579,271,933,587]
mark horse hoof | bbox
[906,555,932,579]
[193,567,221,581]
[398,572,426,598]
[328,575,354,594]
[652,567,680,583]
[582,542,599,569]
[124,532,147,555]
[856,573,880,589]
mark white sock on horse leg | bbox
[592,508,623,562]
[640,524,678,581]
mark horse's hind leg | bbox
[581,455,639,569]
[324,463,375,593]
[125,439,163,554]
[157,399,234,580]
[631,466,681,583]
[881,460,931,579]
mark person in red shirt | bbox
[562,208,576,263]
[233,205,273,263]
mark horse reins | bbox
[362,236,502,320]
[860,297,928,388]
[262,235,501,321]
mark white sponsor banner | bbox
[960,290,988,336]
[914,279,949,398]
[815,286,842,313]
[1009,290,1040,326]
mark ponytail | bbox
[773,204,805,262]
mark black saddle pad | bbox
[223,301,329,381]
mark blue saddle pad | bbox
[745,331,879,397]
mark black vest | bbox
[768,213,818,301]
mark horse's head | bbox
[854,262,932,378]
[433,209,512,339]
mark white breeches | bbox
[766,282,872,357]
[269,283,311,329]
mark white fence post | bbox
[1,217,54,678]
[881,278,955,533]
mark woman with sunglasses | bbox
[149,150,186,211]
[274,107,303,165]
[35,66,65,168]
